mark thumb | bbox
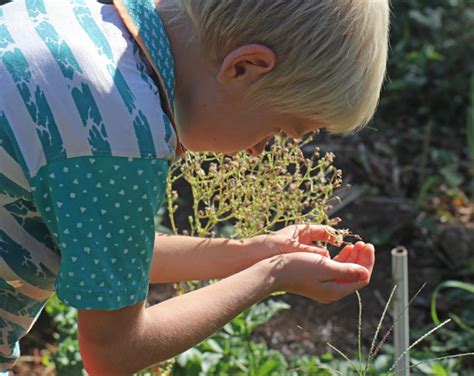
[323,260,369,282]
[294,241,330,258]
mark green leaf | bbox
[431,280,474,334]
[439,166,464,188]
[176,348,203,367]
[200,352,223,374]
[245,300,290,332]
[223,321,235,335]
[432,363,449,376]
[416,175,439,208]
[202,339,224,354]
[373,354,392,371]
[257,358,283,376]
[320,352,334,363]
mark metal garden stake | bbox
[392,246,410,376]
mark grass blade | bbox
[392,352,474,375]
[356,291,363,371]
[372,283,426,361]
[389,318,452,372]
[367,284,397,368]
[327,342,361,374]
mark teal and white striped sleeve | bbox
[30,156,168,310]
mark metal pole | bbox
[392,246,410,376]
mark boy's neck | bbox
[153,0,210,99]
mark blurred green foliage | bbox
[172,300,294,376]
[41,294,86,376]
[373,0,474,203]
[380,0,474,137]
[430,281,474,353]
[467,75,474,162]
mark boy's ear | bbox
[217,44,276,85]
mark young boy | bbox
[0,0,388,374]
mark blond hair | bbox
[161,0,390,134]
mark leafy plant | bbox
[381,0,474,133]
[172,300,291,376]
[172,300,345,376]
[41,294,85,376]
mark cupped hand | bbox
[271,241,375,304]
[333,241,375,283]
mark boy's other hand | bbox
[267,241,375,304]
[252,224,342,259]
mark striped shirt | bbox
[0,0,178,185]
[0,0,180,311]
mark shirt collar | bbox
[114,0,186,157]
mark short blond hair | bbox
[161,0,390,134]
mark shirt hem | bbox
[55,281,150,310]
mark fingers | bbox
[345,241,375,271]
[335,242,375,283]
[320,245,374,301]
[297,224,341,246]
[333,244,354,262]
[357,242,375,275]
[346,241,364,264]
[296,242,330,258]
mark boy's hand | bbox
[269,241,375,304]
[251,224,341,259]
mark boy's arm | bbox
[150,225,336,283]
[78,245,373,376]
[80,256,276,376]
[149,233,269,283]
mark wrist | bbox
[254,253,290,295]
[244,234,278,263]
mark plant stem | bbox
[356,291,363,371]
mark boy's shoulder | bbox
[0,0,177,180]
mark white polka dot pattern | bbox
[29,156,168,310]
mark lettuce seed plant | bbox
[165,133,349,241]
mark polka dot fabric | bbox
[29,156,169,310]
